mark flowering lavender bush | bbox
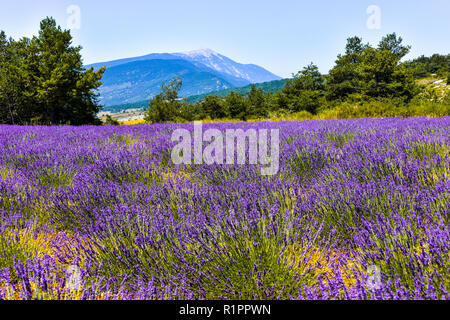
[0,117,449,300]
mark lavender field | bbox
[0,117,449,300]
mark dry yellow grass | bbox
[120,119,146,125]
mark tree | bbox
[0,31,16,124]
[361,34,416,100]
[145,76,184,123]
[378,33,410,60]
[226,91,247,120]
[179,101,204,122]
[288,63,325,92]
[0,34,33,124]
[247,85,268,118]
[360,46,416,100]
[201,94,227,119]
[404,54,450,78]
[326,33,416,102]
[268,91,290,113]
[104,115,120,125]
[0,18,105,125]
[29,18,105,124]
[326,37,369,100]
[282,63,325,113]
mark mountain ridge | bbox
[85,49,281,106]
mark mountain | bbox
[172,49,281,85]
[86,49,281,106]
[93,59,234,106]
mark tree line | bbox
[145,33,449,123]
[404,54,450,79]
[0,18,105,125]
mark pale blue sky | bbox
[1,0,449,77]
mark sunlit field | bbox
[1,117,449,300]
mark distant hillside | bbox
[102,78,288,113]
[86,49,282,106]
[404,54,449,78]
[187,78,288,102]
